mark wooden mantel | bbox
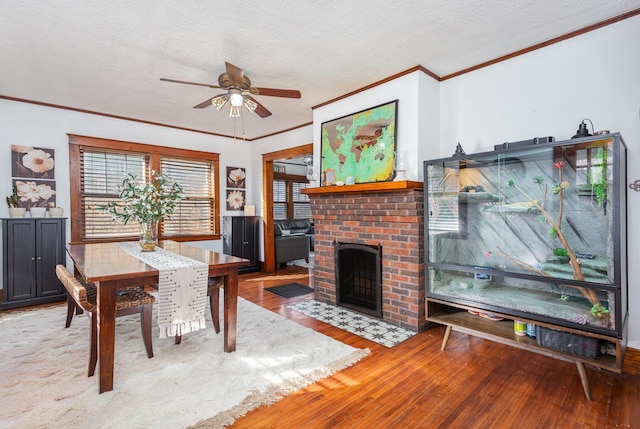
[301,180,422,195]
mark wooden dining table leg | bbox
[223,268,238,353]
[96,279,117,393]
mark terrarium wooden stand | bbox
[428,298,627,401]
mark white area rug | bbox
[0,298,369,429]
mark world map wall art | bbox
[320,100,398,186]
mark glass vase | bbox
[139,221,158,252]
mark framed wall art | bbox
[12,179,57,209]
[226,166,246,189]
[10,145,57,210]
[320,100,398,186]
[226,166,246,211]
[11,145,56,179]
[226,189,245,211]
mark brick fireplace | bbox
[302,181,426,331]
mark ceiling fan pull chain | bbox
[241,109,247,141]
[233,117,237,144]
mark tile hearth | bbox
[287,300,415,347]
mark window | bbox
[426,165,459,232]
[575,145,611,206]
[273,179,288,220]
[292,181,311,219]
[161,156,216,236]
[69,135,220,243]
[81,150,147,239]
[273,173,311,220]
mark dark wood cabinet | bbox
[222,216,261,273]
[2,218,67,309]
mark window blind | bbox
[273,179,288,220]
[81,149,147,240]
[426,167,459,231]
[292,181,311,219]
[160,157,216,236]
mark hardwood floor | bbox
[234,266,640,429]
[2,266,638,428]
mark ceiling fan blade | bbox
[193,97,216,109]
[160,77,222,89]
[253,87,301,98]
[245,95,272,118]
[225,62,245,86]
[193,93,227,109]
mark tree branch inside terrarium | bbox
[501,161,603,309]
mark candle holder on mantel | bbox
[394,151,408,181]
[307,164,319,188]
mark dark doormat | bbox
[265,283,314,298]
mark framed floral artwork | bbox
[226,189,245,211]
[11,145,56,180]
[13,179,57,209]
[227,167,246,189]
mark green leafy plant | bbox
[589,147,607,207]
[99,171,184,224]
[590,303,610,318]
[553,247,568,257]
[6,185,19,208]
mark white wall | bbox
[417,72,441,179]
[312,70,440,182]
[439,15,640,347]
[0,99,257,265]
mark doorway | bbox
[262,143,313,272]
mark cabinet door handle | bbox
[37,256,42,260]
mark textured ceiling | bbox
[1,0,639,140]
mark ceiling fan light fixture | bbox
[211,94,228,111]
[229,89,244,107]
[229,105,241,117]
[243,97,258,113]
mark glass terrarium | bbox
[424,134,627,337]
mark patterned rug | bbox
[287,300,416,347]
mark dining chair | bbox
[174,276,223,345]
[55,265,156,377]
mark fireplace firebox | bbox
[334,241,382,318]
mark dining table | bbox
[66,240,250,393]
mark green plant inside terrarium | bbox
[578,146,608,207]
[590,147,607,206]
[553,247,568,257]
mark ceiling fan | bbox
[160,62,301,118]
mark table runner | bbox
[117,242,209,338]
